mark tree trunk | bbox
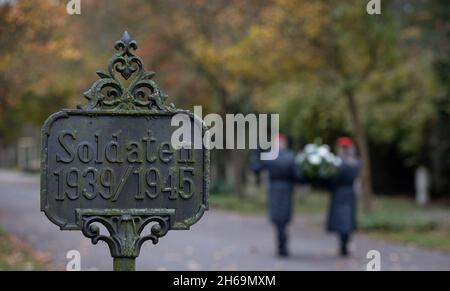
[415,166,430,207]
[232,149,245,198]
[345,90,373,212]
[215,150,227,182]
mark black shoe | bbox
[278,247,289,257]
[340,246,349,257]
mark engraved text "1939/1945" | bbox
[52,130,196,202]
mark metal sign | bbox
[40,32,209,271]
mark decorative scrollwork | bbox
[81,31,175,112]
[80,211,171,258]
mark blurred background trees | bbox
[0,0,75,144]
[0,0,448,206]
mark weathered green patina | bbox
[40,32,209,271]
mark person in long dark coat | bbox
[327,137,360,257]
[250,134,303,257]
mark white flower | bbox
[304,144,317,153]
[323,152,334,162]
[317,145,330,157]
[308,154,321,165]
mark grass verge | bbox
[209,191,450,252]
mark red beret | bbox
[276,134,288,143]
[337,136,354,147]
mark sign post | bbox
[41,32,209,271]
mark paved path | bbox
[0,169,449,271]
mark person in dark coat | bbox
[327,137,360,257]
[250,134,303,257]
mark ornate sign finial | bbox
[82,31,173,112]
